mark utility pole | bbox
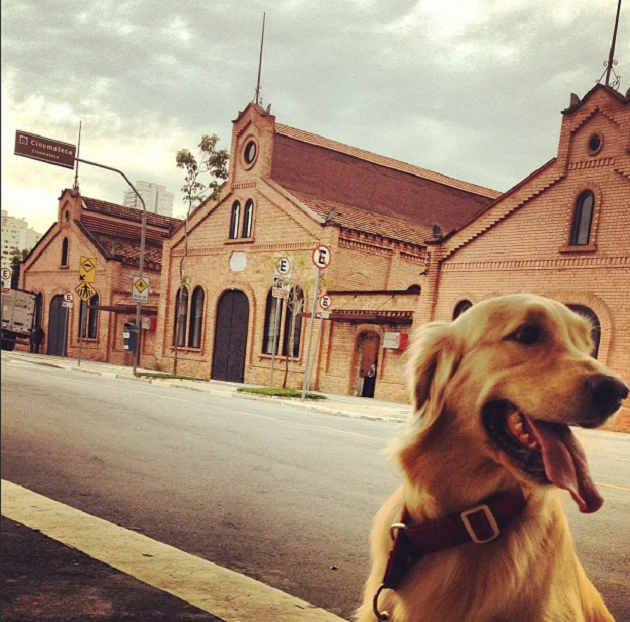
[75,157,147,374]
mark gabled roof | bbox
[290,191,433,246]
[79,196,182,270]
[275,124,501,200]
[82,197,181,231]
[561,83,630,116]
[270,124,500,232]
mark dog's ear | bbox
[406,321,460,424]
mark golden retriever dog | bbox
[358,294,628,622]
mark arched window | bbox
[567,305,601,358]
[570,192,594,246]
[282,286,304,358]
[61,238,69,266]
[453,300,473,320]
[262,289,284,355]
[229,201,241,239]
[79,294,99,339]
[187,286,205,349]
[173,287,189,347]
[242,199,254,238]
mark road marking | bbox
[1,480,344,622]
[312,425,382,440]
[595,481,630,493]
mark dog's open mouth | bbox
[482,401,603,513]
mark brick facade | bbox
[19,190,180,366]
[153,103,493,400]
[428,85,630,429]
[18,85,628,428]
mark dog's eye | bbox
[509,325,541,345]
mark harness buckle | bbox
[460,503,500,544]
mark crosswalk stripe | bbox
[1,480,344,622]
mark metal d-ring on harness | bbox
[372,520,415,620]
[371,490,527,621]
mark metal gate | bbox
[47,295,68,356]
[211,290,249,382]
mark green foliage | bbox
[237,387,327,400]
[9,249,26,289]
[176,133,229,210]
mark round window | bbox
[587,133,602,155]
[244,141,257,165]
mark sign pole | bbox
[301,267,322,401]
[269,297,280,388]
[75,157,147,375]
[307,314,325,392]
[77,302,86,366]
[62,306,69,358]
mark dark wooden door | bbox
[47,295,68,356]
[358,332,380,398]
[211,290,249,382]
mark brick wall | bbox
[430,85,629,430]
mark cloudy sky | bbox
[2,0,627,235]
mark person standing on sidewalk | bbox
[29,327,44,354]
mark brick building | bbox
[20,189,180,365]
[154,102,498,399]
[424,84,630,424]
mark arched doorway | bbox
[356,332,380,398]
[211,290,249,382]
[47,295,68,356]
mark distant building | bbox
[123,182,174,217]
[20,191,181,364]
[1,209,42,261]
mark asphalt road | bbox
[1,359,629,620]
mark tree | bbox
[176,133,229,210]
[9,249,28,289]
[172,134,229,374]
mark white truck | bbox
[1,289,36,351]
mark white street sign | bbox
[319,295,332,310]
[273,255,292,279]
[64,292,74,303]
[1,266,12,281]
[312,244,332,269]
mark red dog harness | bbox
[373,490,526,620]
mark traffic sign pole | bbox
[75,157,147,374]
[301,267,322,400]
[77,300,86,367]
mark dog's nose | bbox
[584,374,629,412]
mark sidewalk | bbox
[1,516,224,622]
[1,350,412,423]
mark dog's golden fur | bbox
[358,294,627,621]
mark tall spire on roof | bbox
[599,0,622,89]
[254,12,266,106]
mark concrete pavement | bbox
[1,350,412,423]
[1,349,409,621]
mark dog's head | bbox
[405,294,628,513]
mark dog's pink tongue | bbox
[528,420,603,513]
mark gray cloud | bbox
[2,0,628,232]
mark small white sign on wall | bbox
[229,251,248,272]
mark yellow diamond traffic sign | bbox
[75,281,98,302]
[132,275,150,304]
[134,277,148,294]
[79,256,97,283]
